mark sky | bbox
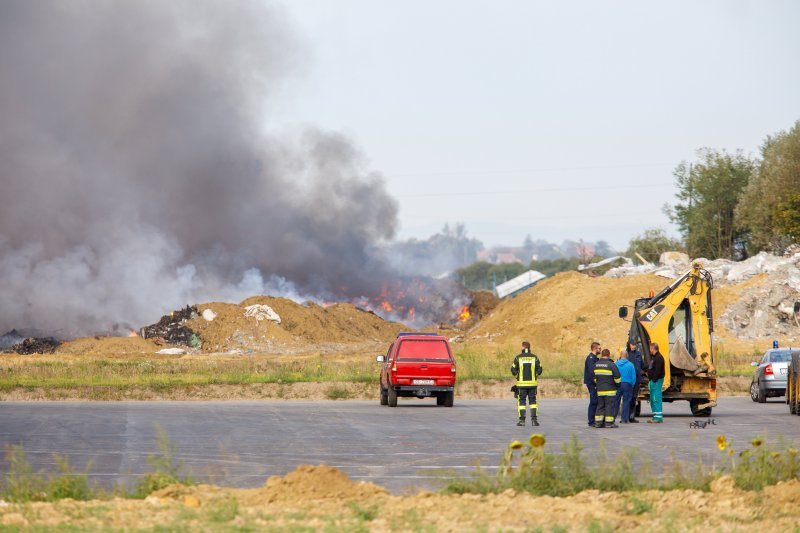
[270,0,800,251]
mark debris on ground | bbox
[201,309,217,322]
[10,337,60,355]
[156,348,186,355]
[140,306,202,348]
[243,304,281,324]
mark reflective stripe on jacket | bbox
[593,358,621,396]
[511,351,542,387]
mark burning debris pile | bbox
[10,336,60,355]
[0,330,61,354]
[140,306,202,348]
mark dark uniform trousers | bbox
[517,386,538,419]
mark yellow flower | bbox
[788,448,797,456]
[716,435,727,451]
[508,440,524,450]
[751,438,763,448]
[529,434,546,448]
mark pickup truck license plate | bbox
[413,379,434,385]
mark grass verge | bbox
[444,433,800,496]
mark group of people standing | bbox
[509,339,666,427]
[584,340,665,427]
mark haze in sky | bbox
[274,1,800,251]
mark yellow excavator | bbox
[619,262,717,416]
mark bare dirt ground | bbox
[3,465,799,531]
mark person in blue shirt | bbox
[615,349,637,424]
[626,340,644,423]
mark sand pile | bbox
[186,296,406,354]
[462,266,799,356]
[247,465,388,504]
[464,271,666,354]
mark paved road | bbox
[0,397,795,493]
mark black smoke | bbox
[0,1,406,336]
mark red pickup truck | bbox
[377,332,456,407]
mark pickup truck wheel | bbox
[380,386,388,406]
[436,394,445,406]
[690,399,712,417]
[387,387,398,407]
[443,391,454,407]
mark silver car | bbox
[750,348,798,403]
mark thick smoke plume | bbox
[0,1,427,337]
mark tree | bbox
[736,120,800,253]
[773,193,800,244]
[625,228,684,263]
[667,149,756,259]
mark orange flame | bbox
[128,329,139,337]
[458,305,470,322]
[381,301,393,312]
[408,307,416,319]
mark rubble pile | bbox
[140,305,202,348]
[606,251,800,287]
[604,251,800,343]
[10,336,60,354]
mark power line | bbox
[384,162,673,179]
[395,182,673,198]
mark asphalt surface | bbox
[0,396,795,493]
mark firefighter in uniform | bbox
[511,341,543,426]
[592,348,621,428]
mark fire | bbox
[381,301,393,312]
[458,305,470,322]
[128,329,139,337]
[408,307,415,319]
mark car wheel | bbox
[380,386,388,406]
[436,394,445,406]
[690,399,712,417]
[756,381,767,403]
[443,391,454,407]
[750,381,759,402]
[387,387,398,407]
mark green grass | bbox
[0,343,749,397]
[443,433,800,497]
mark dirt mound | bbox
[246,464,388,503]
[187,296,406,353]
[464,271,667,354]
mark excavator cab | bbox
[622,262,717,416]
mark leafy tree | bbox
[773,193,800,243]
[529,257,584,276]
[625,228,684,264]
[455,261,527,291]
[667,149,756,259]
[737,120,800,252]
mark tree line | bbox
[646,119,800,261]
